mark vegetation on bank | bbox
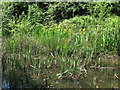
[1,2,120,88]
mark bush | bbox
[2,2,45,37]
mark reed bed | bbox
[2,15,119,88]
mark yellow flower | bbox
[80,28,86,32]
[49,28,53,30]
[79,28,86,34]
[41,28,45,30]
[43,26,48,28]
[64,29,67,32]
[57,29,60,31]
[57,26,60,28]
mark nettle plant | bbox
[88,2,113,18]
[7,14,32,36]
[27,4,45,24]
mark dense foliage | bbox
[2,2,120,88]
[2,2,120,36]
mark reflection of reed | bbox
[114,74,120,81]
[93,76,99,88]
[118,48,120,56]
[0,38,2,89]
[90,66,115,69]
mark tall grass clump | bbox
[3,15,119,74]
[2,2,120,88]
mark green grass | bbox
[2,15,120,88]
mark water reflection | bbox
[2,80,10,89]
[47,68,119,88]
[3,67,119,88]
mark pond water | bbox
[47,68,119,88]
[2,67,119,89]
[2,80,10,89]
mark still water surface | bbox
[3,67,119,88]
